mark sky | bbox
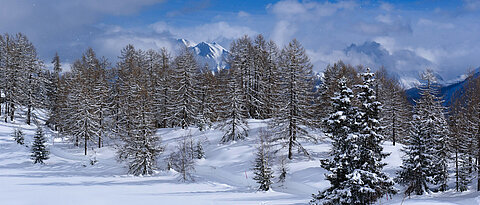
[1,0,479,84]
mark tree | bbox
[170,47,202,129]
[353,68,396,202]
[31,127,49,164]
[396,69,449,194]
[312,77,359,205]
[253,129,274,191]
[218,67,249,143]
[195,140,205,159]
[169,135,196,182]
[376,67,411,146]
[270,39,315,160]
[12,128,25,145]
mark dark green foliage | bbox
[31,127,49,164]
[13,128,25,145]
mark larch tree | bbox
[270,39,315,160]
[218,67,249,143]
[170,47,202,129]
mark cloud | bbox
[463,0,480,11]
[151,21,257,45]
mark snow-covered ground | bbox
[0,114,479,204]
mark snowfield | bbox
[0,115,479,205]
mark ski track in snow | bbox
[0,112,479,204]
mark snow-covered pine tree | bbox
[170,135,196,182]
[314,61,360,124]
[396,69,449,194]
[420,69,450,191]
[12,128,25,145]
[396,113,434,195]
[253,129,274,191]
[218,67,249,143]
[270,39,315,160]
[353,68,396,202]
[311,77,359,205]
[31,127,49,164]
[170,47,202,129]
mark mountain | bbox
[405,67,480,107]
[177,39,230,72]
[344,41,435,89]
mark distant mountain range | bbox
[405,68,480,107]
[174,38,478,107]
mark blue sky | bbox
[1,0,479,83]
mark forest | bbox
[1,32,480,205]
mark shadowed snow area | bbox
[0,112,479,204]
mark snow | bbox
[0,113,479,204]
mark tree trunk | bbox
[84,133,88,155]
[26,106,31,125]
[455,149,459,192]
[10,103,14,121]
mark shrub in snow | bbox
[13,128,25,145]
[169,135,196,182]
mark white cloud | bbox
[151,21,256,44]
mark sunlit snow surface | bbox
[0,112,478,204]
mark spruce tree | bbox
[253,130,274,191]
[312,77,359,205]
[31,127,49,164]
[353,69,396,202]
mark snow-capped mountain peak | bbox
[177,39,230,72]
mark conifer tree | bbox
[31,127,49,164]
[270,39,315,159]
[312,77,359,205]
[396,69,449,194]
[353,68,396,202]
[376,68,411,146]
[194,140,205,159]
[218,67,248,143]
[253,130,274,191]
[170,47,202,129]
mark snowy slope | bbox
[0,112,479,204]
